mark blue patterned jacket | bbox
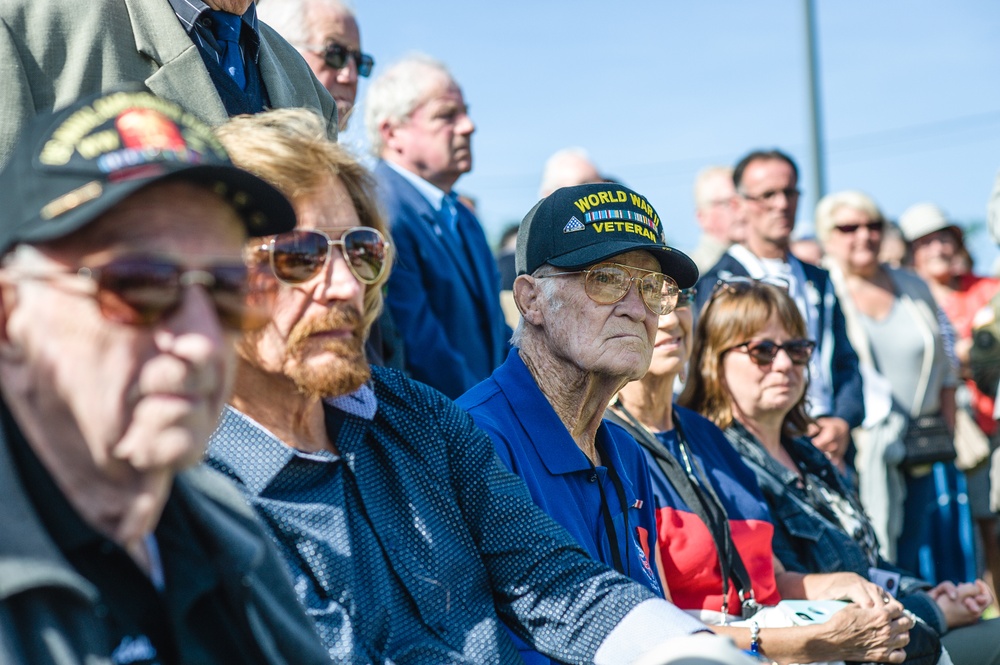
[208,367,660,664]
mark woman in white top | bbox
[815,190,973,585]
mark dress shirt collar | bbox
[168,0,260,34]
[384,160,450,214]
[211,384,377,496]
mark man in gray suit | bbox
[0,0,338,166]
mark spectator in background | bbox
[902,202,1000,598]
[689,166,744,273]
[879,221,910,268]
[538,147,605,198]
[695,149,864,472]
[365,54,509,398]
[257,0,374,132]
[496,222,521,329]
[0,0,338,167]
[789,225,824,266]
[0,90,328,664]
[817,192,968,584]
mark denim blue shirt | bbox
[723,422,945,634]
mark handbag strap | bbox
[608,402,755,616]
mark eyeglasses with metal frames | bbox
[256,227,389,286]
[535,262,679,315]
[739,187,800,205]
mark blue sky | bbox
[342,1,1000,270]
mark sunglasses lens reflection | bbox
[342,229,387,284]
[271,230,329,284]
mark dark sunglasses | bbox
[676,287,697,309]
[833,220,884,234]
[319,42,375,77]
[13,258,264,330]
[537,262,679,315]
[258,227,389,286]
[726,339,815,366]
[710,275,790,302]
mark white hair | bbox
[256,0,355,47]
[363,53,453,157]
[538,148,602,199]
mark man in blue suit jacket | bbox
[695,149,864,470]
[365,54,510,398]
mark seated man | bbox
[205,109,753,665]
[0,90,328,663]
[457,184,700,664]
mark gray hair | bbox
[509,264,562,347]
[693,165,734,211]
[256,0,355,47]
[364,53,453,156]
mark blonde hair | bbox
[679,281,812,436]
[814,190,884,245]
[216,108,391,333]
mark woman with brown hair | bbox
[680,278,1000,665]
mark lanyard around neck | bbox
[608,401,755,617]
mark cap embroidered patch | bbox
[563,216,585,233]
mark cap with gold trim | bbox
[515,183,698,288]
[0,85,295,254]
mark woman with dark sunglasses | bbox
[815,191,978,589]
[683,279,1000,664]
[608,284,917,664]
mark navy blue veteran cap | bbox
[515,183,698,288]
[0,86,296,254]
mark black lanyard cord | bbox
[608,401,756,616]
[587,436,632,578]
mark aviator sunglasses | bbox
[536,262,679,315]
[11,258,264,330]
[726,338,815,366]
[258,227,389,286]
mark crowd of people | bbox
[2,1,1000,664]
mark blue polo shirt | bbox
[458,349,663,665]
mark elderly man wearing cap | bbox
[457,184,701,665]
[0,89,329,663]
[205,111,752,665]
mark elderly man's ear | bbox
[0,282,22,359]
[513,274,544,326]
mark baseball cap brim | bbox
[13,163,294,249]
[550,240,699,289]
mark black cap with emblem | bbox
[515,183,698,288]
[0,85,295,254]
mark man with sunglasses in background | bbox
[0,0,339,168]
[694,149,864,473]
[457,183,707,665]
[257,0,373,133]
[0,90,331,663]
[206,110,754,665]
[365,54,511,399]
